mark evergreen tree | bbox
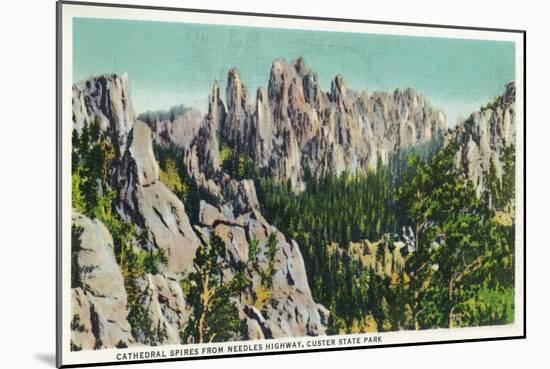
[181,234,247,343]
[396,143,514,328]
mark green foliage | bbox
[390,136,443,183]
[220,140,255,180]
[256,166,398,332]
[71,119,115,214]
[181,234,247,343]
[257,141,515,333]
[396,143,514,329]
[71,170,86,214]
[153,142,220,223]
[70,225,84,289]
[257,167,396,247]
[456,286,514,326]
[248,237,260,265]
[241,234,278,312]
[159,158,189,200]
[71,108,516,339]
[261,233,278,289]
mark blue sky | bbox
[73,18,515,126]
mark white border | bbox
[59,2,525,367]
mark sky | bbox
[73,18,515,126]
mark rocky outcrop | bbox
[139,58,445,193]
[135,273,192,345]
[72,73,136,152]
[70,50,518,347]
[141,105,203,150]
[446,82,516,197]
[129,120,160,187]
[135,181,201,274]
[73,75,202,276]
[71,63,512,350]
[173,57,446,191]
[196,201,328,338]
[70,212,134,350]
[71,72,330,349]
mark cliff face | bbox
[446,82,516,197]
[73,73,135,153]
[70,73,327,349]
[185,58,447,191]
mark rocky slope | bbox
[445,82,516,197]
[71,73,327,349]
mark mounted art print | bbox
[56,1,526,367]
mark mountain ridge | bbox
[141,57,448,193]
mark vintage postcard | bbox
[57,1,525,367]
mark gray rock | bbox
[146,107,203,150]
[242,305,270,340]
[197,58,447,191]
[70,288,95,350]
[446,82,516,197]
[137,273,191,345]
[198,200,225,227]
[73,76,202,275]
[72,73,135,152]
[205,205,328,337]
[214,221,249,264]
[71,71,331,346]
[135,182,201,274]
[70,212,134,350]
[129,120,159,187]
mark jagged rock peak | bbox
[71,71,329,346]
[269,57,312,77]
[207,80,226,130]
[446,82,516,198]
[226,68,248,111]
[268,57,313,103]
[329,74,351,110]
[72,72,135,151]
[257,86,267,104]
[294,56,308,74]
[499,81,516,107]
[331,74,346,98]
[210,80,221,107]
[194,57,448,190]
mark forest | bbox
[255,143,515,333]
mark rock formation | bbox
[196,201,328,338]
[141,58,447,192]
[70,212,134,350]
[71,72,328,349]
[446,82,516,197]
